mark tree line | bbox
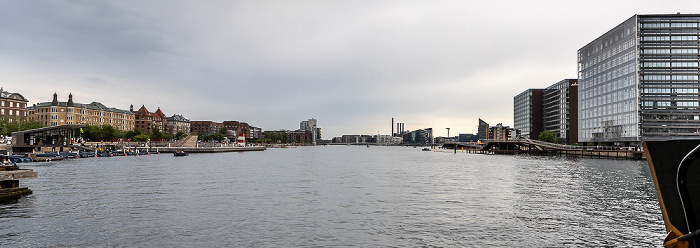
[80,124,188,142]
[0,117,44,136]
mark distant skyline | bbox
[0,1,696,138]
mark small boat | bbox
[644,140,700,248]
[422,148,431,151]
[173,151,189,157]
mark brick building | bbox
[132,105,167,133]
[222,121,250,139]
[288,130,312,144]
[190,121,223,135]
[0,87,29,122]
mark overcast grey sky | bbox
[0,1,697,138]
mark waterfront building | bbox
[544,79,578,144]
[578,14,700,144]
[29,93,134,131]
[401,128,433,145]
[223,121,250,139]
[514,89,544,140]
[489,123,518,141]
[375,134,394,145]
[288,130,313,144]
[0,88,29,122]
[166,114,190,136]
[337,134,374,144]
[477,119,490,141]
[190,121,223,135]
[514,79,579,144]
[299,118,320,145]
[132,105,167,133]
[458,133,479,142]
[249,126,262,139]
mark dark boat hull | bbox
[645,140,700,248]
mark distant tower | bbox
[67,93,74,107]
[392,118,394,137]
[51,92,58,106]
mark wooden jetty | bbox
[443,138,644,160]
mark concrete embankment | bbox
[0,166,37,202]
[143,146,266,153]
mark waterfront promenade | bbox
[442,138,644,160]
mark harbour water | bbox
[0,146,665,247]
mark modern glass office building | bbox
[514,89,543,139]
[514,79,577,143]
[544,79,578,144]
[578,14,700,144]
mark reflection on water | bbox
[0,146,664,246]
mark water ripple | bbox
[0,146,665,247]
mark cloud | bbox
[1,0,697,137]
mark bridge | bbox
[442,138,644,160]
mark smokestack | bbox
[392,118,394,137]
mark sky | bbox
[0,0,697,138]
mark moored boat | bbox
[173,151,189,157]
[645,140,700,248]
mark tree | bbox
[150,124,164,140]
[263,131,288,143]
[538,130,560,144]
[133,134,150,142]
[124,129,143,139]
[174,131,187,140]
[81,125,100,140]
[101,125,119,139]
[0,116,45,136]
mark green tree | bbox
[174,131,187,140]
[538,130,560,144]
[263,131,288,143]
[216,128,228,141]
[0,116,45,136]
[101,125,119,139]
[133,134,150,142]
[81,125,100,140]
[150,124,163,139]
[124,129,142,139]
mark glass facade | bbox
[513,89,543,139]
[639,15,700,140]
[543,79,577,143]
[578,14,700,143]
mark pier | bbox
[442,138,644,160]
[0,164,37,202]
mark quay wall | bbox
[140,146,266,153]
[449,147,644,160]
